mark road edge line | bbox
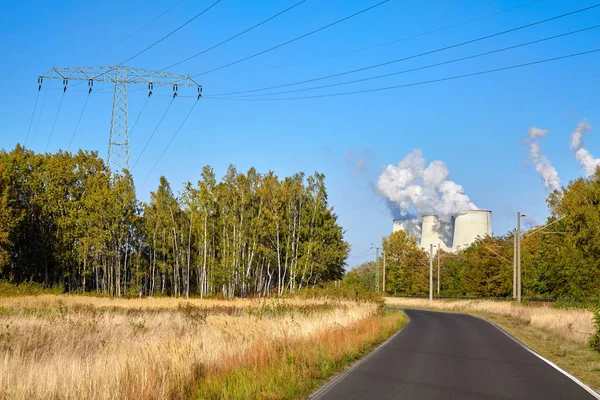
[307,311,410,400]
[477,315,600,399]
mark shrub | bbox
[589,308,600,353]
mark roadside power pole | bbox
[513,233,517,299]
[517,212,526,303]
[382,250,386,293]
[375,246,380,292]
[429,243,434,301]
[437,244,440,297]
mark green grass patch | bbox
[195,310,406,399]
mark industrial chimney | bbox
[452,210,492,250]
[420,215,452,252]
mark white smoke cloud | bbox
[570,119,600,177]
[528,127,549,139]
[570,119,592,150]
[378,150,477,228]
[526,126,560,191]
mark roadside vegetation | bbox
[0,293,405,399]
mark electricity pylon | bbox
[38,66,202,173]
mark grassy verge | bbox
[385,298,600,393]
[0,295,403,399]
[481,313,600,393]
[195,310,407,399]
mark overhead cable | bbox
[226,0,544,76]
[193,0,391,76]
[224,24,600,98]
[141,100,199,186]
[120,0,222,65]
[45,92,66,152]
[209,3,600,97]
[31,91,48,145]
[25,90,41,147]
[97,0,184,60]
[132,98,175,169]
[129,96,151,138]
[206,48,600,101]
[162,0,308,71]
[68,93,91,151]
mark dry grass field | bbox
[385,297,595,344]
[0,295,401,399]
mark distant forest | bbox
[351,168,600,299]
[0,145,349,297]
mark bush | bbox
[295,281,383,306]
[0,280,63,297]
[589,309,600,353]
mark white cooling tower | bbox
[452,210,492,250]
[420,215,452,252]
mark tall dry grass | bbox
[0,295,378,399]
[385,297,595,344]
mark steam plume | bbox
[378,150,477,230]
[570,119,600,177]
[526,126,560,191]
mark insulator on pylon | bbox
[197,86,202,99]
[38,77,42,91]
[148,82,153,97]
[63,79,68,92]
[172,84,178,98]
[88,79,93,94]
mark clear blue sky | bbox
[1,0,599,267]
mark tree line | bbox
[349,167,600,299]
[0,145,349,297]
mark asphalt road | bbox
[312,309,597,400]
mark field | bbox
[385,297,600,392]
[0,295,404,399]
[385,297,595,344]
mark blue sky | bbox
[1,0,599,267]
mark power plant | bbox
[393,210,492,252]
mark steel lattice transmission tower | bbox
[39,66,202,173]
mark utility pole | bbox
[513,232,517,299]
[517,212,526,303]
[382,250,386,293]
[437,244,440,297]
[38,66,202,173]
[375,246,380,292]
[429,243,433,301]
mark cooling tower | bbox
[452,210,492,250]
[420,215,452,252]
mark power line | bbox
[205,48,600,101]
[45,92,66,152]
[141,100,199,186]
[129,96,151,138]
[225,24,600,98]
[120,0,222,65]
[348,252,377,259]
[68,93,91,151]
[222,0,544,76]
[132,98,175,170]
[31,90,48,145]
[193,0,391,77]
[25,90,41,147]
[209,3,600,97]
[96,0,184,61]
[162,0,308,71]
[351,248,376,258]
